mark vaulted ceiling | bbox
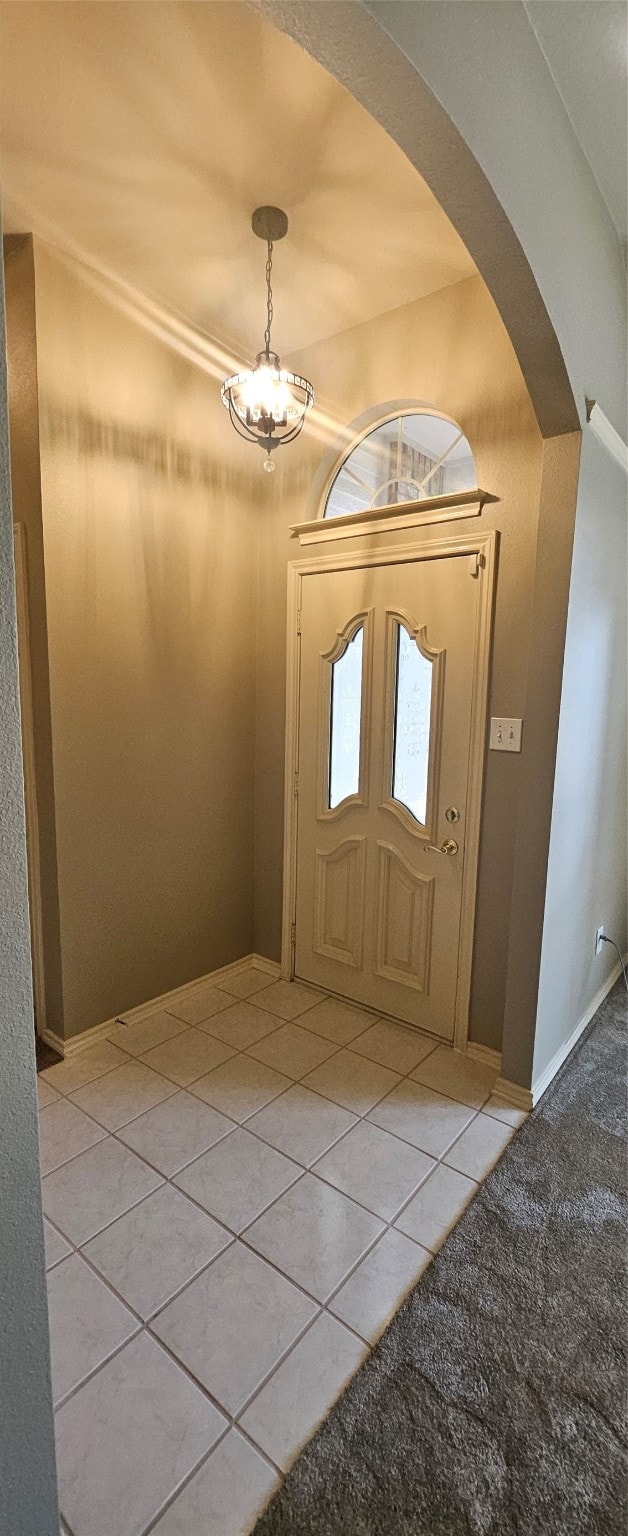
[0,1,476,361]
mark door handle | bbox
[423,839,459,857]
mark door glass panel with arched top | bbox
[329,627,363,809]
[392,624,433,825]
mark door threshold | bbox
[291,974,451,1047]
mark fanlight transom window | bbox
[324,411,476,521]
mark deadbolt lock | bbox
[444,806,460,823]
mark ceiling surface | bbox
[0,1,476,362]
[525,1,627,244]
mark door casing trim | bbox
[281,527,499,1053]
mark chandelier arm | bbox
[267,415,307,447]
[227,397,260,444]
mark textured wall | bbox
[258,0,579,441]
[33,242,258,1037]
[3,234,64,1039]
[367,0,626,434]
[254,274,543,1053]
[534,432,628,1084]
[0,228,59,1534]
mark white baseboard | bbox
[530,957,625,1107]
[494,955,625,1113]
[466,1041,501,1072]
[57,953,281,1060]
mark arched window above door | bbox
[323,411,477,521]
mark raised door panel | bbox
[375,843,434,993]
[314,837,366,968]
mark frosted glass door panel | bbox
[329,628,363,809]
[392,625,433,824]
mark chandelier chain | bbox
[264,238,274,356]
[221,209,314,459]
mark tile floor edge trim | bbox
[51,955,282,1060]
[42,970,523,1536]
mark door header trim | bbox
[291,490,489,546]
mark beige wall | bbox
[32,241,258,1038]
[14,244,615,1072]
[253,274,543,1052]
[13,248,609,1073]
[3,235,64,1039]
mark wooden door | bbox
[293,551,482,1040]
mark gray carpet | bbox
[253,983,627,1536]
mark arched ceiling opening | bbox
[0,1,477,363]
[0,0,580,437]
[255,0,580,440]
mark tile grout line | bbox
[43,978,517,1531]
[43,1004,501,1266]
[42,1002,494,1161]
[52,1316,144,1415]
[192,1105,514,1488]
[51,1238,295,1473]
[50,1096,489,1432]
[147,1300,326,1430]
[43,1077,500,1306]
[42,975,441,1099]
[55,1243,509,1512]
[43,1006,352,1143]
[138,1431,235,1536]
[42,1046,486,1249]
[40,1014,376,1172]
[47,1088,473,1332]
[46,1179,168,1253]
[48,1081,493,1468]
[138,1416,281,1536]
[49,1138,376,1426]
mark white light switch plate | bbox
[489,717,522,752]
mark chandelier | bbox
[221,207,314,472]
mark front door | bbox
[293,551,485,1041]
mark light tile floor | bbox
[39,966,526,1536]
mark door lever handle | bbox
[423,839,458,857]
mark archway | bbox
[257,0,584,1094]
[256,0,579,440]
